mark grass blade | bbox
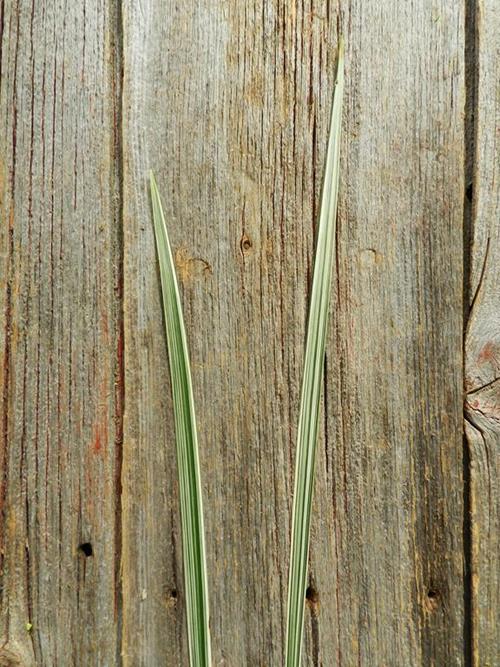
[150,173,211,666]
[285,39,344,666]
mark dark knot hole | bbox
[78,542,93,557]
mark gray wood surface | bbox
[315,3,465,665]
[464,1,500,665]
[122,1,466,665]
[0,0,497,665]
[0,1,122,665]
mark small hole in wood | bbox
[425,587,441,612]
[306,586,319,603]
[166,588,178,608]
[78,542,93,557]
[305,585,320,617]
[240,235,252,253]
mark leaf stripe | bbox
[150,173,211,667]
[285,39,345,667]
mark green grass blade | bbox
[150,173,211,667]
[285,39,344,667]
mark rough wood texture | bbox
[314,3,465,665]
[464,1,500,664]
[0,1,122,665]
[2,0,496,665]
[122,1,465,665]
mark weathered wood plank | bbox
[0,1,122,664]
[313,2,466,665]
[122,1,465,665]
[464,0,500,664]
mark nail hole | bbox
[306,586,319,603]
[466,183,473,202]
[425,588,441,611]
[166,588,178,608]
[78,542,93,557]
[305,585,320,616]
[240,235,252,253]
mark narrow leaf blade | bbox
[150,173,211,667]
[285,39,345,667]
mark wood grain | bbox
[0,1,122,664]
[314,2,466,665]
[121,1,466,665]
[464,0,500,664]
[2,0,492,665]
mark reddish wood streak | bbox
[93,428,102,454]
[477,341,497,364]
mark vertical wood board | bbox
[0,1,122,664]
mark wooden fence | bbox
[0,1,498,665]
